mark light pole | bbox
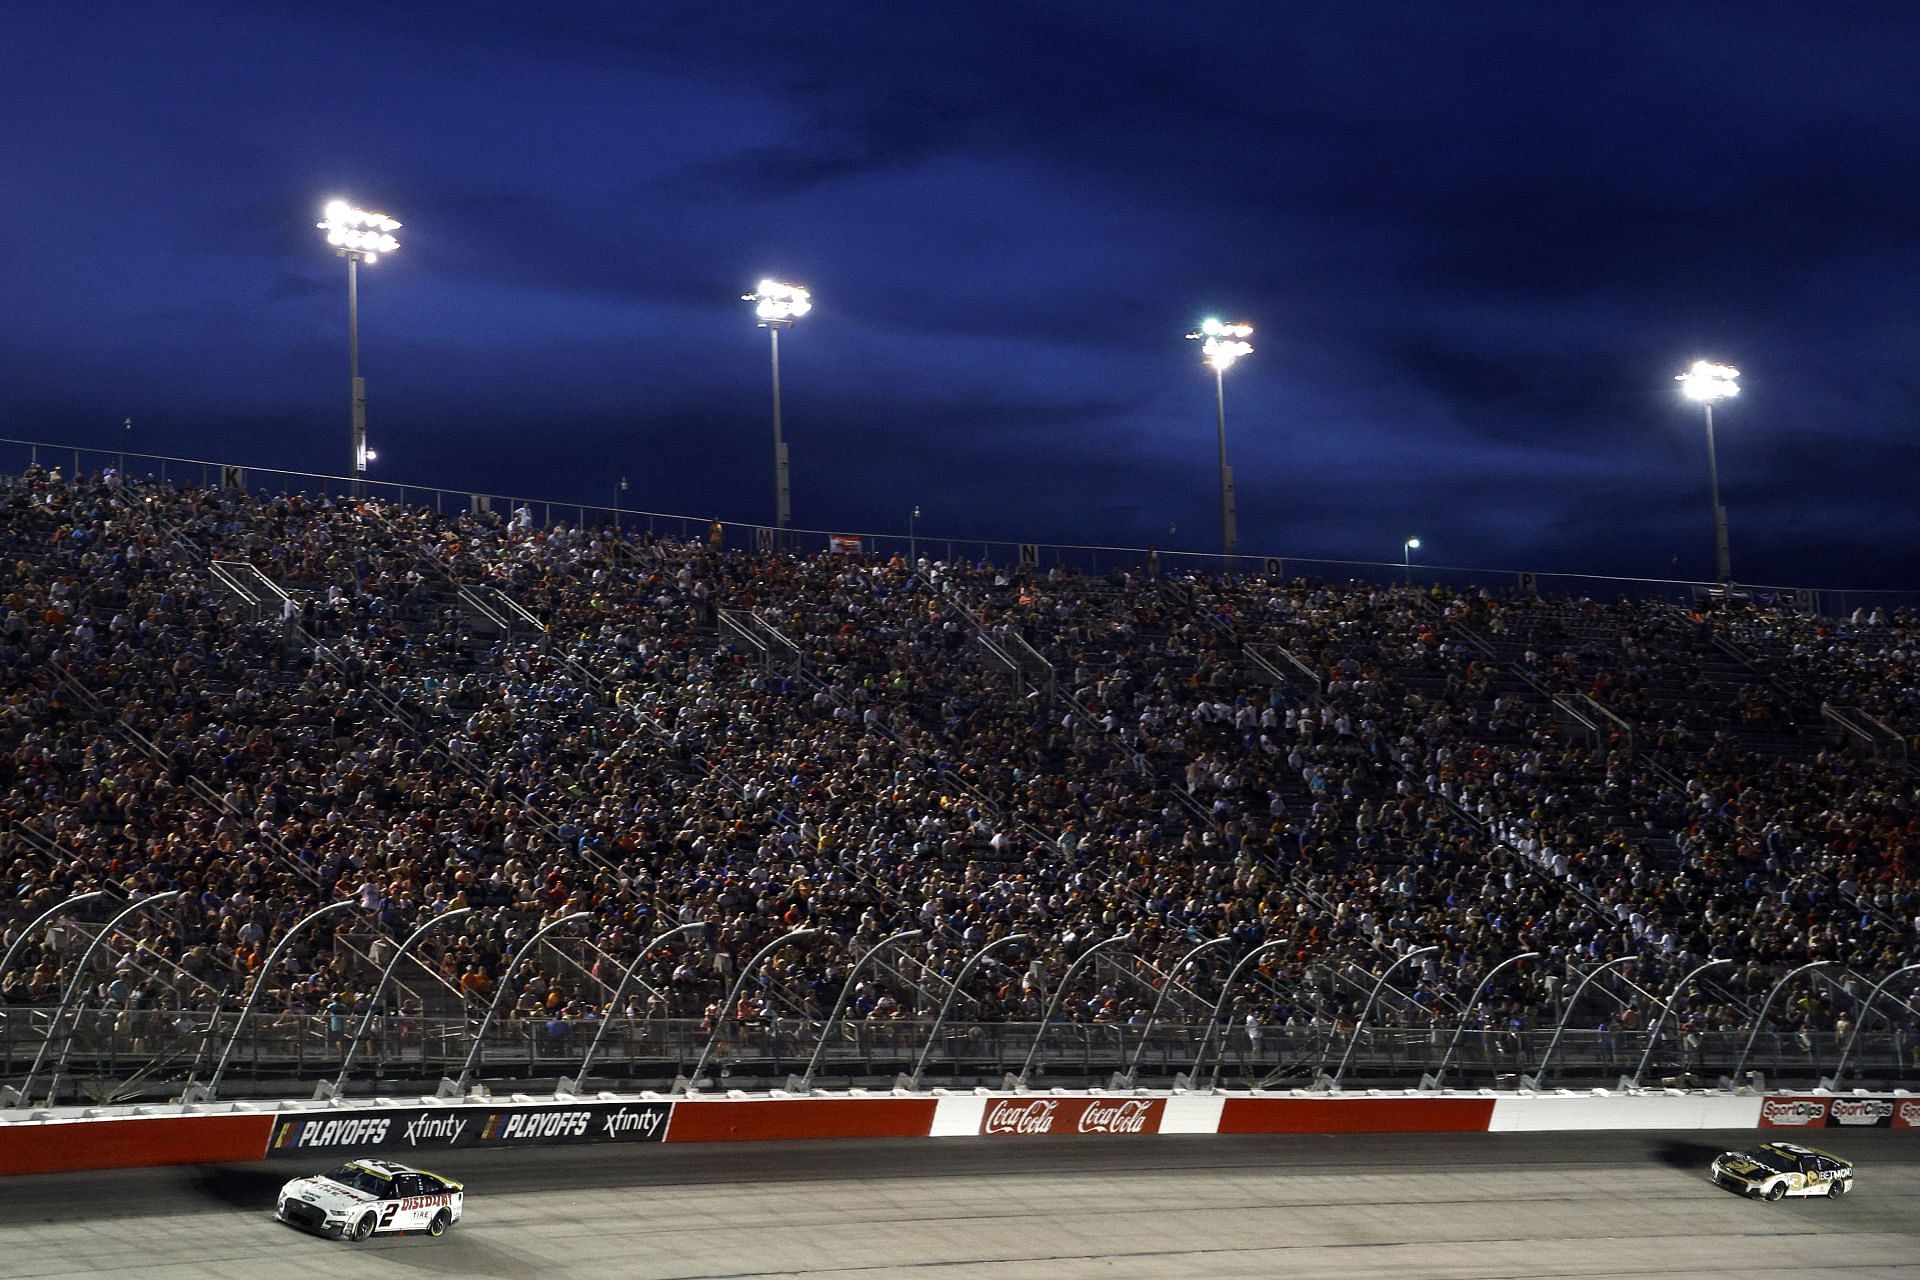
[1675,359,1739,584]
[1186,318,1253,564]
[743,279,811,538]
[317,200,401,491]
[908,505,920,565]
[1403,536,1420,584]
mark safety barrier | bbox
[1,1088,1912,1177]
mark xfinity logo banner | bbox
[268,1108,468,1156]
[267,1102,675,1158]
[476,1102,671,1146]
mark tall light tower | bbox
[743,279,811,536]
[316,200,401,488]
[1675,359,1740,584]
[1186,318,1253,561]
[1404,536,1420,582]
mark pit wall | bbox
[0,1090,1912,1177]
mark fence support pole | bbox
[1009,934,1133,1090]
[443,911,590,1097]
[1179,939,1289,1093]
[562,921,706,1096]
[1423,950,1538,1089]
[1522,955,1638,1091]
[903,933,1029,1089]
[1726,960,1832,1088]
[194,898,359,1103]
[677,927,819,1094]
[1626,957,1730,1089]
[1821,962,1920,1090]
[319,907,473,1101]
[791,929,922,1093]
[1332,946,1438,1088]
[1116,935,1235,1088]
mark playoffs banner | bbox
[266,1101,672,1158]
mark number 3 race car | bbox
[276,1158,464,1240]
[1710,1142,1854,1200]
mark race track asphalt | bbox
[1,1128,1916,1279]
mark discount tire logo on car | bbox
[980,1097,1163,1136]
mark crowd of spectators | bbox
[1,461,1916,1082]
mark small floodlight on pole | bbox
[317,200,401,491]
[1675,359,1739,584]
[909,504,921,566]
[1186,318,1253,564]
[743,279,811,538]
[1404,536,1420,583]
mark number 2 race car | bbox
[276,1158,464,1240]
[1710,1141,1853,1200]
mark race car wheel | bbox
[350,1212,377,1241]
[1764,1182,1786,1201]
[1828,1180,1849,1198]
[428,1209,451,1237]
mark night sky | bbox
[5,2,1919,589]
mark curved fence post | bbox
[1010,933,1132,1090]
[1726,959,1832,1088]
[903,932,1029,1089]
[791,928,923,1093]
[1116,935,1235,1088]
[1423,950,1538,1089]
[0,890,112,995]
[198,898,360,1103]
[677,926,819,1094]
[562,920,707,1096]
[1333,945,1438,1088]
[1627,957,1730,1089]
[1180,938,1289,1092]
[1522,954,1638,1090]
[13,891,181,1105]
[1821,962,1920,1090]
[444,910,590,1097]
[319,907,473,1101]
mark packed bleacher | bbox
[2,461,1916,1070]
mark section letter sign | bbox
[979,1096,1164,1137]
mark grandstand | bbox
[0,444,1915,1104]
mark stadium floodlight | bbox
[1404,536,1420,581]
[316,199,402,486]
[1185,318,1254,560]
[743,279,811,534]
[1675,359,1739,583]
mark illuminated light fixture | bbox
[1675,359,1741,583]
[743,278,812,533]
[1187,317,1254,371]
[744,278,812,325]
[1185,317,1255,560]
[1676,359,1739,403]
[317,200,402,263]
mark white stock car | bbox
[276,1158,464,1240]
[1710,1141,1854,1200]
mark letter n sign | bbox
[221,465,245,492]
[756,527,775,553]
[1018,543,1038,569]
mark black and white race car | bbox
[276,1158,464,1240]
[1710,1141,1853,1200]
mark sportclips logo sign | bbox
[1759,1097,1830,1128]
[1895,1101,1920,1130]
[476,1102,672,1147]
[979,1097,1165,1137]
[1827,1098,1895,1128]
[267,1102,673,1158]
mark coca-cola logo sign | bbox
[1896,1101,1920,1130]
[980,1096,1164,1137]
[1760,1097,1829,1127]
[1828,1098,1894,1127]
